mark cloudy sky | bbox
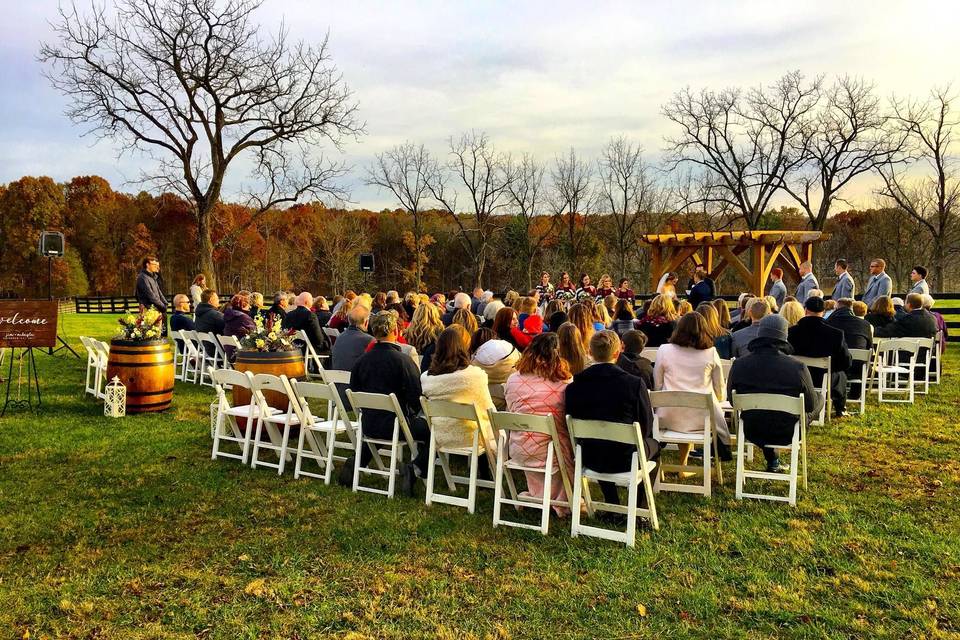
[1,0,958,210]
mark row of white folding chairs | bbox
[79,336,110,398]
[866,337,936,405]
[175,330,240,385]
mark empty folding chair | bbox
[172,332,189,380]
[346,390,418,498]
[931,332,943,385]
[488,410,569,535]
[216,335,241,369]
[249,373,299,474]
[80,337,101,398]
[420,397,496,514]
[733,392,807,506]
[650,390,720,497]
[92,340,110,398]
[846,349,871,415]
[288,378,353,484]
[178,330,202,384]
[790,355,830,426]
[875,339,919,404]
[211,369,277,464]
[910,337,935,395]
[567,416,659,547]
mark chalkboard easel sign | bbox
[0,300,58,414]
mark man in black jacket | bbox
[687,265,715,308]
[876,293,938,339]
[347,311,430,495]
[826,298,873,350]
[281,292,324,354]
[728,315,822,472]
[135,255,168,336]
[193,290,225,334]
[565,330,660,506]
[265,291,288,329]
[788,296,852,417]
[615,330,654,391]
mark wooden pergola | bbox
[642,230,827,296]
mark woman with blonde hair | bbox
[602,294,617,321]
[677,300,694,316]
[779,300,805,327]
[865,295,896,331]
[504,290,521,310]
[696,302,732,359]
[470,327,520,410]
[517,296,538,330]
[405,302,444,353]
[566,303,594,352]
[712,298,732,329]
[557,322,589,375]
[764,295,780,314]
[596,274,615,298]
[636,294,678,347]
[451,307,479,335]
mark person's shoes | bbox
[688,448,704,459]
[337,458,355,487]
[400,462,419,498]
[833,410,850,418]
[767,460,790,473]
[716,441,733,462]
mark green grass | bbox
[1,315,958,639]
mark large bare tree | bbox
[877,88,960,291]
[549,147,595,272]
[366,142,433,291]
[662,71,821,229]
[505,153,556,289]
[781,77,903,229]
[427,131,512,288]
[40,0,362,289]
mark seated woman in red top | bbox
[615,278,635,301]
[492,306,531,351]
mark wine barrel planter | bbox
[232,350,306,417]
[106,339,175,413]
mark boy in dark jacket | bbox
[615,330,654,391]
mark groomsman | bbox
[768,268,787,309]
[862,258,893,308]
[832,259,855,300]
[909,266,930,296]
[795,261,819,304]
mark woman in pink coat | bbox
[503,333,575,515]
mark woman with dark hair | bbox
[470,327,520,410]
[223,293,255,338]
[547,310,568,333]
[653,312,731,469]
[615,278,635,301]
[371,292,388,315]
[610,298,636,336]
[865,296,897,331]
[555,271,576,298]
[697,302,733,359]
[492,306,531,351]
[575,273,597,301]
[421,325,495,450]
[504,332,575,514]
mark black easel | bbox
[45,256,79,358]
[2,347,41,416]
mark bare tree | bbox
[549,147,595,272]
[597,137,669,277]
[504,154,556,289]
[663,71,821,229]
[315,211,364,294]
[877,88,960,291]
[427,131,512,287]
[40,0,362,289]
[366,142,433,291]
[782,77,903,229]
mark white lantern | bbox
[104,376,126,418]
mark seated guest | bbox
[731,298,771,358]
[610,299,636,336]
[326,297,353,331]
[331,305,374,372]
[194,289,225,337]
[475,290,494,317]
[788,296,852,418]
[385,302,409,329]
[451,307,479,335]
[635,294,678,347]
[616,329,653,390]
[421,325,495,451]
[557,323,589,375]
[568,304,596,349]
[865,296,896,331]
[517,296,538,330]
[469,287,485,314]
[852,300,868,318]
[314,296,332,327]
[875,293,938,339]
[823,299,836,318]
[921,294,948,354]
[826,298,873,350]
[223,293,256,340]
[521,314,544,338]
[730,293,751,325]
[697,303,732,359]
[676,300,694,316]
[470,327,520,410]
[547,310,568,333]
[371,292,387,315]
[282,292,325,354]
[891,297,908,321]
[169,294,194,355]
[779,300,805,327]
[712,298,732,329]
[347,312,430,495]
[405,302,444,371]
[654,312,732,466]
[728,315,823,472]
[602,295,618,323]
[249,292,264,319]
[565,330,660,506]
[481,300,504,329]
[442,292,472,326]
[492,306,531,351]
[265,291,288,330]
[402,291,419,321]
[504,332,575,513]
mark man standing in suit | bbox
[788,297,852,417]
[281,292,325,354]
[795,262,819,304]
[687,265,715,308]
[565,330,660,506]
[832,259,855,301]
[909,266,930,296]
[768,268,787,309]
[862,258,893,308]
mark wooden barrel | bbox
[106,339,175,413]
[232,350,306,415]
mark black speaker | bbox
[39,231,65,257]
[359,253,375,272]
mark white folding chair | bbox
[288,379,352,484]
[791,356,830,426]
[875,339,919,404]
[178,330,202,384]
[211,369,278,464]
[650,390,720,497]
[488,410,571,535]
[346,390,418,498]
[249,373,299,474]
[931,332,943,385]
[216,335,240,369]
[80,336,101,398]
[91,340,110,398]
[846,349,871,416]
[567,416,659,547]
[720,358,734,382]
[171,334,188,381]
[297,329,328,379]
[322,327,341,349]
[197,332,225,386]
[314,370,361,462]
[733,392,807,506]
[420,397,494,514]
[909,337,935,395]
[640,347,658,364]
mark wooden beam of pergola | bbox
[641,230,827,296]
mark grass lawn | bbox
[1,314,958,639]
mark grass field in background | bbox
[0,314,957,639]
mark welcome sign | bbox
[0,300,59,348]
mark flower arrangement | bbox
[554,289,576,302]
[239,314,297,352]
[116,307,164,341]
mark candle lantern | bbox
[104,376,126,418]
